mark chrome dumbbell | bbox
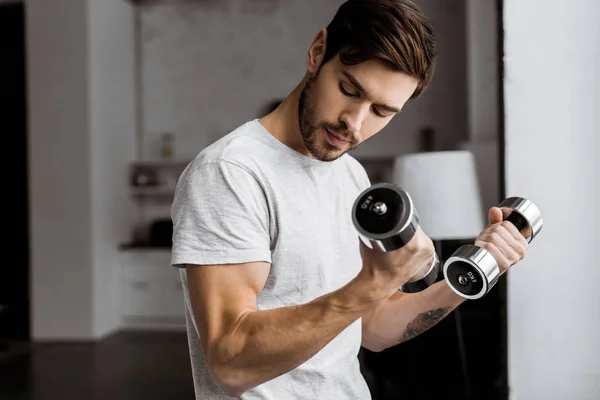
[443,197,543,300]
[351,183,440,293]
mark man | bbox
[170,0,529,398]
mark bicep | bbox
[186,261,271,352]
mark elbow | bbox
[361,336,385,353]
[216,379,247,398]
[207,359,249,397]
[361,341,386,353]
[206,345,252,397]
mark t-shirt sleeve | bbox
[170,160,272,267]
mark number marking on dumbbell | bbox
[361,195,373,210]
[467,271,477,283]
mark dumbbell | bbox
[443,197,543,300]
[351,183,440,293]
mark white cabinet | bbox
[120,249,186,329]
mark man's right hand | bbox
[358,226,436,294]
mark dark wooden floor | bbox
[1,318,505,400]
[0,331,196,400]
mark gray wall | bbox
[461,0,500,218]
[504,0,600,398]
[27,0,137,340]
[88,0,138,338]
[466,0,499,143]
[27,0,93,340]
[138,0,469,160]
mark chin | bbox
[317,143,347,162]
[303,128,352,162]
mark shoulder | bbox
[194,120,266,165]
[342,154,366,173]
[338,154,371,190]
[182,120,272,181]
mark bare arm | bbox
[361,206,532,352]
[187,261,393,397]
[361,281,465,352]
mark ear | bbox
[307,29,328,75]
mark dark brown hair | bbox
[323,0,437,99]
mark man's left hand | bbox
[474,207,529,274]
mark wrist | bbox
[350,268,403,303]
[434,280,468,306]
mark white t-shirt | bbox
[170,119,372,399]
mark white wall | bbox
[27,0,137,340]
[138,0,468,161]
[504,1,600,399]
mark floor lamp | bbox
[393,150,486,398]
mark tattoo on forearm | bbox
[400,307,452,342]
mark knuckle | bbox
[479,241,493,251]
[490,232,502,242]
[424,246,435,260]
[510,253,519,264]
[492,225,504,234]
[425,238,435,252]
[414,233,433,252]
[406,241,419,255]
[501,221,515,231]
[519,246,527,258]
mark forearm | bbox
[209,273,388,395]
[362,281,466,352]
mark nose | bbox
[339,104,368,137]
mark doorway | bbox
[0,1,30,347]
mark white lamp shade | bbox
[393,151,486,240]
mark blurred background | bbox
[0,0,598,399]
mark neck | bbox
[259,82,312,158]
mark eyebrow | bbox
[342,71,401,113]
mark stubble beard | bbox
[297,72,359,162]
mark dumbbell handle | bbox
[498,197,544,243]
[505,212,527,232]
[400,252,441,293]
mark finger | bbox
[474,239,511,272]
[491,222,528,260]
[501,220,529,248]
[488,207,503,226]
[487,229,522,264]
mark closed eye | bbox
[340,80,392,118]
[339,82,359,98]
[372,107,386,118]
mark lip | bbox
[325,129,351,148]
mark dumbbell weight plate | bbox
[352,183,418,252]
[443,244,500,300]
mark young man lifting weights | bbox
[170,1,529,398]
